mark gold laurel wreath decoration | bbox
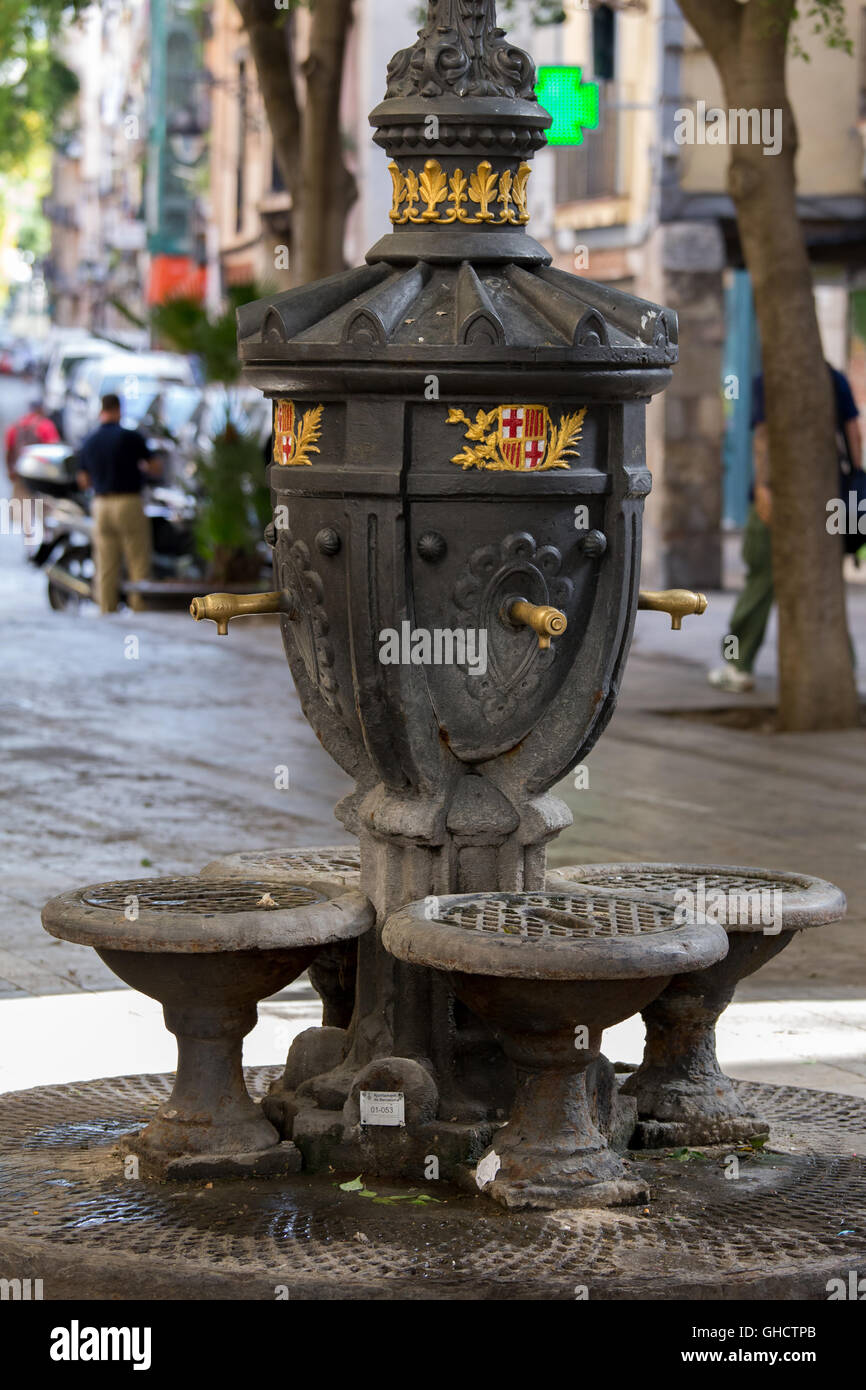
[292,405,323,467]
[446,406,587,472]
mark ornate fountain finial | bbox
[368,0,551,263]
[385,0,538,101]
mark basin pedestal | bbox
[42,876,374,1177]
[451,975,654,1209]
[549,864,847,1147]
[621,934,791,1147]
[383,890,728,1208]
[102,950,313,1174]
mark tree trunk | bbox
[235,0,357,286]
[235,0,301,271]
[297,0,358,283]
[677,0,858,731]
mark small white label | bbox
[475,1149,501,1189]
[360,1090,405,1127]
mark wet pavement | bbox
[0,377,350,998]
[2,1067,864,1300]
[2,376,865,1095]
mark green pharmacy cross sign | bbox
[535,66,600,146]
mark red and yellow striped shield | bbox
[497,405,548,470]
[273,399,295,465]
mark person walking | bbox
[76,393,158,613]
[708,364,862,693]
[4,397,60,504]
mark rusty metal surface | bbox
[383,891,729,980]
[548,863,847,931]
[439,892,680,937]
[0,1070,864,1299]
[42,880,375,953]
[200,846,361,885]
[80,878,325,913]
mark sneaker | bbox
[707,665,755,694]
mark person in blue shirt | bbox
[76,393,161,613]
[708,364,862,693]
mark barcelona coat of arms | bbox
[446,404,586,472]
[272,399,324,467]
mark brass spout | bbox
[189,590,296,636]
[638,588,708,631]
[506,599,568,651]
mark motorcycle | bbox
[16,440,204,611]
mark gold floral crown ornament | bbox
[388,159,531,226]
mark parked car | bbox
[43,336,116,432]
[61,351,197,449]
[0,338,37,375]
[28,338,54,381]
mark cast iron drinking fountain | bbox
[38,0,848,1221]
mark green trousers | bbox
[726,506,773,674]
[726,505,855,673]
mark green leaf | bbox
[337,1175,365,1191]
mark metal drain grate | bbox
[0,1072,863,1297]
[554,867,808,897]
[80,877,325,914]
[230,848,361,876]
[439,893,675,939]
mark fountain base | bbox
[3,1070,865,1301]
[129,1138,304,1181]
[632,1117,769,1149]
[461,1168,650,1211]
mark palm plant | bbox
[151,283,271,584]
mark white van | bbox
[43,337,116,430]
[62,351,197,449]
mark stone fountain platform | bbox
[2,1067,864,1300]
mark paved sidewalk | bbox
[2,985,865,1101]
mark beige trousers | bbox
[10,475,35,538]
[93,494,151,613]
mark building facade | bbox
[44,0,150,337]
[42,0,866,583]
